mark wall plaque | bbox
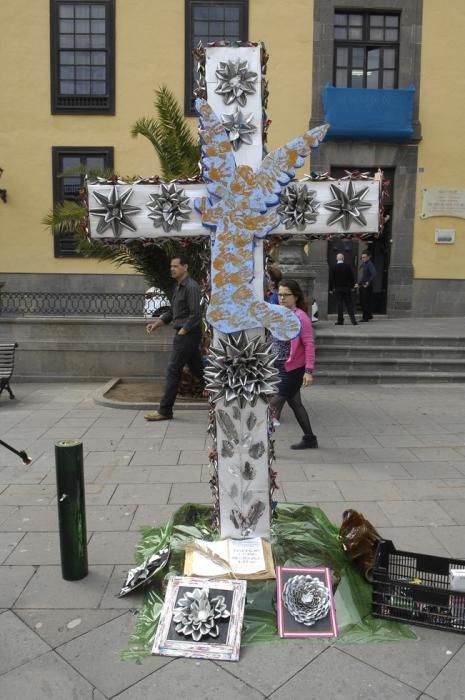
[421,188,465,219]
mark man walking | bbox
[144,255,204,421]
[357,251,376,322]
[329,253,357,325]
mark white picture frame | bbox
[152,576,247,661]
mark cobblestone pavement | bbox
[1,380,465,699]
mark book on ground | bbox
[184,537,275,580]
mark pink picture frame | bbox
[276,566,338,638]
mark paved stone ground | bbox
[1,377,465,698]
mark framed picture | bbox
[152,576,247,661]
[276,566,338,638]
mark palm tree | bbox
[131,86,200,181]
[43,87,205,294]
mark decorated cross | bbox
[87,44,380,540]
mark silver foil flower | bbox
[215,59,258,106]
[282,575,331,626]
[146,183,192,232]
[221,108,257,151]
[205,332,279,407]
[277,183,319,231]
[90,185,141,237]
[118,547,170,597]
[173,587,230,641]
[324,181,372,230]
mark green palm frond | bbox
[42,201,87,234]
[42,86,207,296]
[155,86,199,154]
[130,117,166,167]
[131,85,201,180]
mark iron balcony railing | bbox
[0,291,169,318]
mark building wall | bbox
[413,1,465,281]
[1,0,314,291]
[1,0,464,315]
[309,0,465,316]
[310,0,422,317]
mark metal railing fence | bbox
[0,291,169,317]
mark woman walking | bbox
[270,279,318,450]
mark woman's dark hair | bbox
[280,278,308,312]
[267,263,282,286]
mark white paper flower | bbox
[173,587,230,641]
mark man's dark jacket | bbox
[330,262,355,290]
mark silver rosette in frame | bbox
[282,575,331,626]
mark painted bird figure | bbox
[195,99,328,341]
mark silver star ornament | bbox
[324,181,372,230]
[215,58,258,106]
[205,332,279,407]
[221,108,257,151]
[146,183,192,232]
[90,185,141,237]
[278,183,320,230]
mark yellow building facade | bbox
[414,1,465,281]
[1,0,464,315]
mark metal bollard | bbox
[55,439,88,580]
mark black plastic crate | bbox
[372,539,465,633]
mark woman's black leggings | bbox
[270,390,314,437]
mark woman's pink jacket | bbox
[284,307,316,372]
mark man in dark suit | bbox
[357,250,377,322]
[144,255,204,421]
[329,253,358,325]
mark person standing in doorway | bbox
[144,255,204,421]
[270,279,318,450]
[265,263,282,304]
[357,251,377,322]
[329,253,358,325]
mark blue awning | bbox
[323,84,415,142]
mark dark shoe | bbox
[359,318,369,322]
[291,435,318,450]
[351,321,358,325]
[144,411,171,421]
[335,321,344,326]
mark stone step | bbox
[315,332,465,347]
[316,344,465,359]
[316,356,465,373]
[314,370,465,384]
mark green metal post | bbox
[55,439,88,580]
